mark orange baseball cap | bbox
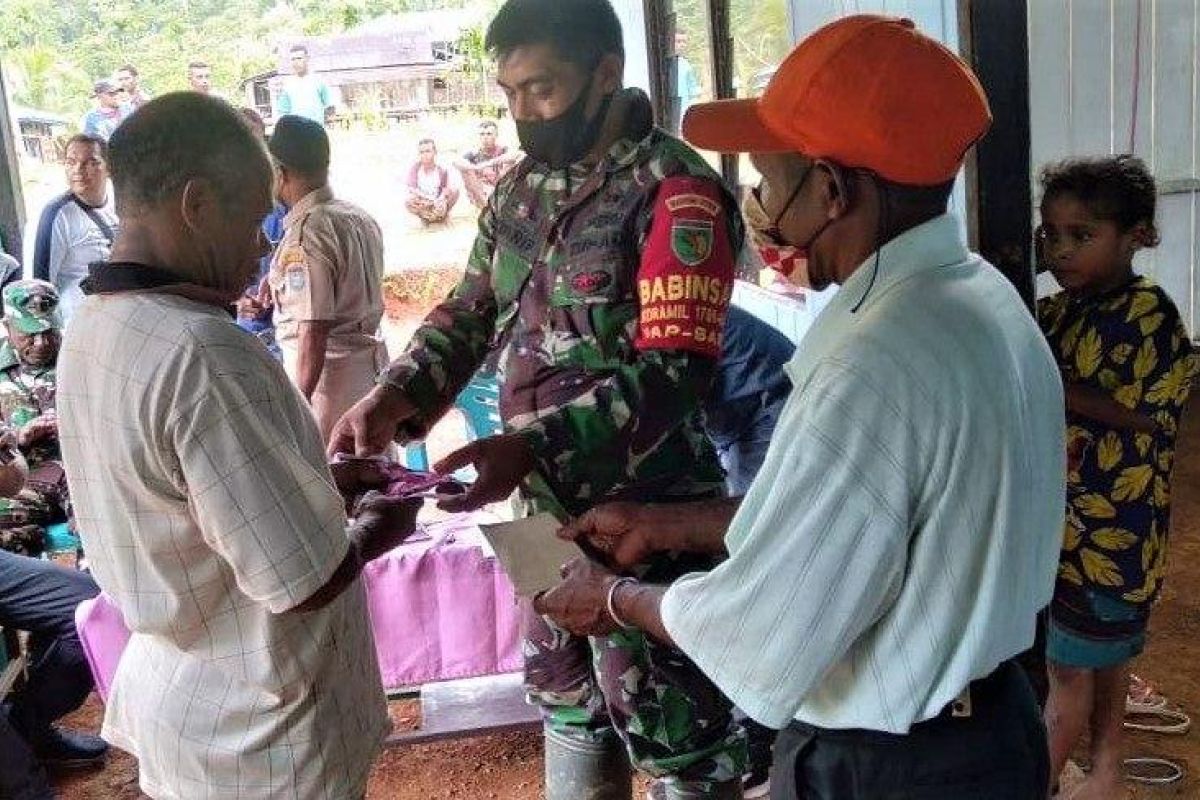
[683,15,992,186]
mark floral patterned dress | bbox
[1038,276,1196,612]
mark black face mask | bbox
[517,73,614,169]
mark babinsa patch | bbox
[671,219,715,267]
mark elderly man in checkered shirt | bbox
[55,92,421,800]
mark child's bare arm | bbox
[1064,382,1157,434]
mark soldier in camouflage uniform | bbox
[0,280,70,557]
[329,1,747,796]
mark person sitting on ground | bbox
[1038,155,1197,800]
[0,281,71,558]
[404,138,459,224]
[57,91,421,800]
[80,80,125,142]
[0,431,106,796]
[25,133,119,324]
[455,120,520,208]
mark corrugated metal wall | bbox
[778,2,1198,331]
[1029,0,1198,334]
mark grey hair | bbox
[107,92,270,209]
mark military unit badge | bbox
[670,219,715,267]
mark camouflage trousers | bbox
[0,461,69,558]
[522,553,747,786]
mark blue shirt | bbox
[81,108,123,141]
[705,306,795,450]
[237,205,287,346]
[276,76,333,124]
[676,56,702,116]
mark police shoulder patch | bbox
[279,244,308,291]
[287,266,307,292]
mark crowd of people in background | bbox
[0,2,1197,799]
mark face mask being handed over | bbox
[517,71,614,169]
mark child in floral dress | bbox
[1038,155,1196,799]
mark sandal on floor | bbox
[1123,707,1192,734]
[1122,757,1184,785]
[1127,674,1169,713]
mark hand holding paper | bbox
[479,513,587,597]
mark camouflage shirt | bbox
[382,90,742,517]
[0,338,58,466]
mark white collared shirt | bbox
[58,293,389,798]
[661,214,1066,733]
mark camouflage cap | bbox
[3,280,62,334]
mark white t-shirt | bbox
[58,292,389,799]
[415,164,446,199]
[662,214,1066,733]
[23,191,119,324]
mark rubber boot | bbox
[543,724,633,800]
[647,777,745,799]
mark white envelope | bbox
[479,513,586,597]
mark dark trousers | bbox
[0,712,53,800]
[771,661,1049,800]
[0,550,99,738]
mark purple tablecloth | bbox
[77,515,524,700]
[362,517,523,688]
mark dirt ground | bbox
[42,400,1200,798]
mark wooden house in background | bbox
[241,10,500,125]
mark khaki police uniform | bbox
[270,186,387,441]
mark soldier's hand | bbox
[327,385,421,459]
[433,434,535,513]
[351,491,424,563]
[558,502,660,571]
[533,557,620,637]
[17,415,57,448]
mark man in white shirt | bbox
[25,133,118,325]
[404,138,459,225]
[57,92,420,800]
[536,15,1065,799]
[276,45,336,125]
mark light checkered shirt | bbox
[58,292,389,799]
[662,215,1066,733]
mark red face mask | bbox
[743,171,832,289]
